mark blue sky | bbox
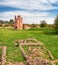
[0,0,58,24]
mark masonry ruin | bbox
[15,15,23,30]
[15,38,56,65]
[0,46,6,65]
[14,15,31,30]
[0,38,58,65]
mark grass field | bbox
[0,27,58,63]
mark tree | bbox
[54,15,58,32]
[40,20,47,27]
[0,20,3,24]
[9,19,14,27]
[4,21,9,24]
[31,22,37,28]
[9,19,14,25]
[0,20,3,27]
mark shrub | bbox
[54,15,58,32]
[40,20,47,27]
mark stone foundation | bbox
[0,46,6,65]
[0,38,57,65]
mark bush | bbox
[0,24,2,27]
[3,24,9,27]
[40,20,47,27]
[54,15,58,32]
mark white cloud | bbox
[0,0,57,24]
[50,0,58,3]
[24,17,54,24]
[0,0,58,10]
[0,11,54,24]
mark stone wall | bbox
[0,46,6,65]
[2,46,6,65]
[42,47,54,60]
[19,45,28,59]
[18,38,55,65]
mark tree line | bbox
[32,15,58,32]
[0,19,14,27]
[0,15,58,32]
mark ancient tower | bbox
[15,15,23,30]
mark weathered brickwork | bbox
[15,15,23,30]
[14,15,31,30]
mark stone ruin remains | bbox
[0,46,6,65]
[15,15,23,30]
[0,38,58,65]
[0,46,26,65]
[27,57,50,65]
[16,37,56,65]
[14,15,31,30]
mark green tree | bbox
[9,19,14,27]
[54,15,58,32]
[40,20,47,27]
[31,22,37,28]
[9,19,14,25]
[0,20,3,27]
[0,20,3,24]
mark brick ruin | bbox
[14,15,31,30]
[15,15,23,30]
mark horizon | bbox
[0,0,58,24]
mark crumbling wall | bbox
[0,46,6,65]
[19,44,28,59]
[18,38,55,65]
[15,15,23,30]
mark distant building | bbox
[15,15,23,30]
[14,15,39,30]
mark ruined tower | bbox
[15,15,23,30]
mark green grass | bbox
[0,27,58,62]
[56,63,58,65]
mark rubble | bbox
[0,38,56,65]
[27,57,50,65]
